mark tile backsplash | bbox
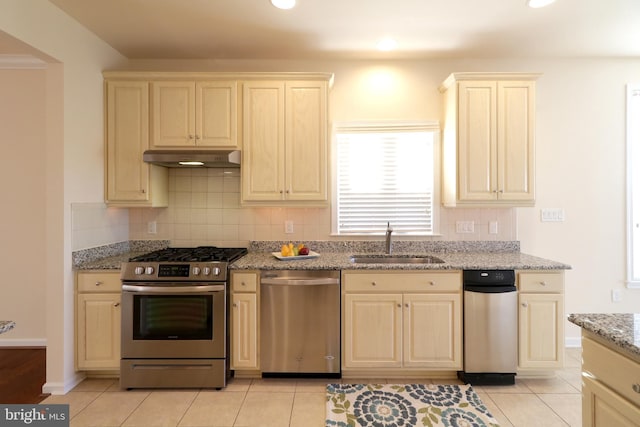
[127,168,517,247]
[71,202,129,250]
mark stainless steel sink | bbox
[349,254,445,264]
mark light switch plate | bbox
[147,221,157,234]
[541,208,565,222]
[489,221,499,234]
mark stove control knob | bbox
[203,267,211,276]
[145,266,154,275]
[213,267,221,276]
[134,266,144,275]
[192,267,201,276]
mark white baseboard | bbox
[0,338,47,347]
[43,373,86,395]
[565,337,581,348]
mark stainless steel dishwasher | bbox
[459,270,517,385]
[260,270,340,377]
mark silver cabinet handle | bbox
[633,384,640,394]
[429,281,435,286]
[114,302,120,307]
[522,302,528,308]
[540,281,547,286]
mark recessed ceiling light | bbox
[377,38,397,52]
[526,0,556,8]
[271,0,296,10]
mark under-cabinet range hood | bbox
[142,150,240,168]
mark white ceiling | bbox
[45,0,640,60]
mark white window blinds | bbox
[335,123,436,235]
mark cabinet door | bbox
[403,293,462,369]
[76,293,121,370]
[343,294,402,368]
[518,292,564,369]
[106,81,150,202]
[285,81,328,201]
[242,81,285,201]
[582,376,640,427]
[151,81,196,147]
[231,293,258,369]
[497,81,535,202]
[197,81,238,148]
[457,81,497,202]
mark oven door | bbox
[121,283,225,359]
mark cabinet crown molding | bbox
[103,71,334,85]
[439,72,542,92]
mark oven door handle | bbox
[121,284,225,293]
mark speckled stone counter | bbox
[568,313,640,359]
[0,320,15,335]
[231,240,570,271]
[74,240,170,270]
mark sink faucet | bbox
[385,222,393,254]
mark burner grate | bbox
[129,246,247,263]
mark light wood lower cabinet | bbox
[342,270,462,372]
[581,335,640,427]
[75,271,121,371]
[517,271,564,369]
[230,271,259,371]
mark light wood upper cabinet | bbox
[151,80,238,148]
[440,73,539,207]
[241,80,328,204]
[105,80,168,207]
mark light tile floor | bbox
[42,348,583,427]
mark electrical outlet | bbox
[612,289,622,303]
[489,221,499,234]
[147,221,157,234]
[455,221,475,233]
[284,220,294,234]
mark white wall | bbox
[0,0,126,394]
[0,69,47,342]
[130,57,640,345]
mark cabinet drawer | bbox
[583,336,640,408]
[343,271,461,293]
[77,272,121,292]
[232,272,258,292]
[518,272,563,293]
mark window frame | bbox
[330,121,441,237]
[627,84,640,288]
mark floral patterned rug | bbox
[326,383,500,427]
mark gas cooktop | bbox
[129,246,248,263]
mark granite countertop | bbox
[0,320,15,335]
[230,250,570,271]
[568,313,640,358]
[73,240,571,272]
[76,251,151,270]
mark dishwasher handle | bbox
[261,277,340,286]
[465,285,516,293]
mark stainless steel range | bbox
[119,246,247,389]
